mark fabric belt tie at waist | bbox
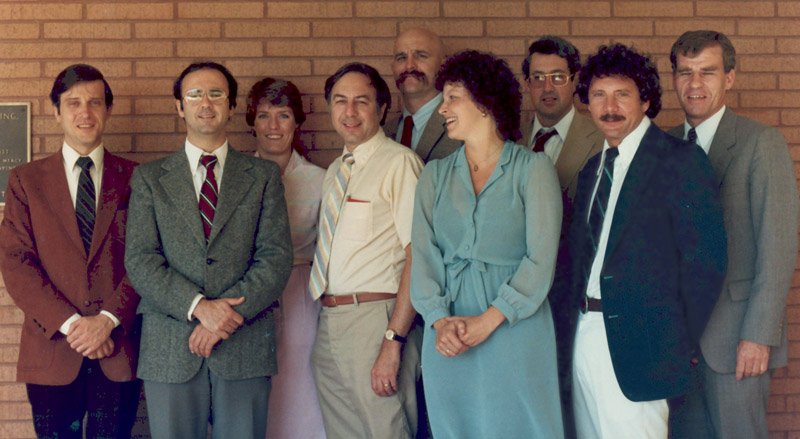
[580,296,602,313]
[320,292,395,307]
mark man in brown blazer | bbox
[0,64,140,438]
[385,27,461,163]
[522,36,603,439]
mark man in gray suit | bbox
[667,30,799,438]
[386,27,461,163]
[125,61,292,438]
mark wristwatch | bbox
[384,329,407,344]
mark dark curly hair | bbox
[522,35,581,79]
[576,43,662,119]
[246,77,308,157]
[435,50,522,141]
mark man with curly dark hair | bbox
[562,43,727,437]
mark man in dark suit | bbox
[125,61,292,438]
[667,30,799,439]
[563,43,726,437]
[386,27,460,163]
[0,64,140,438]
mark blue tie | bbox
[587,148,619,255]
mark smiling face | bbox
[391,28,444,103]
[253,103,297,157]
[329,72,385,151]
[55,80,110,155]
[527,53,576,128]
[588,75,649,147]
[175,68,232,151]
[673,45,735,127]
[438,82,487,143]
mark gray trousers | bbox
[669,357,770,439]
[144,361,271,439]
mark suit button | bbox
[206,258,214,265]
[84,300,91,306]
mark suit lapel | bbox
[41,153,87,257]
[555,113,600,192]
[416,111,448,162]
[706,108,737,187]
[209,149,254,244]
[604,125,661,259]
[160,151,206,247]
[88,150,122,262]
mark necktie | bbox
[532,128,557,153]
[199,155,219,241]
[75,156,96,255]
[400,116,414,148]
[687,127,698,145]
[309,153,355,300]
[587,148,620,254]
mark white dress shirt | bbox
[530,106,576,164]
[682,105,725,155]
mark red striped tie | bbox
[199,155,218,241]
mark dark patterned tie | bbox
[587,148,620,254]
[532,128,557,153]
[199,155,219,241]
[75,156,96,255]
[400,116,414,148]
[687,127,698,145]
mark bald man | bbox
[386,27,460,163]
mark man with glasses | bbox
[125,61,292,438]
[523,36,604,438]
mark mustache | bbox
[600,114,625,122]
[397,70,427,84]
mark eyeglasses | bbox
[184,88,228,103]
[528,72,572,88]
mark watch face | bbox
[385,329,395,340]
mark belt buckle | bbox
[326,295,338,307]
[580,296,588,314]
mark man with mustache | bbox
[125,61,292,437]
[387,27,460,163]
[562,44,726,437]
[667,30,798,439]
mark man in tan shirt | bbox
[309,62,423,439]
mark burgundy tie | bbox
[199,155,218,241]
[400,116,414,148]
[532,128,557,153]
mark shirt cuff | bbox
[99,310,120,328]
[59,313,81,335]
[188,294,204,321]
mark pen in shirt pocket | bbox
[346,196,369,203]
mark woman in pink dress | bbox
[247,78,326,439]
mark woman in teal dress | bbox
[411,50,564,438]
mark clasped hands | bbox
[189,296,246,358]
[434,307,505,358]
[66,314,116,360]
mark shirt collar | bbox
[62,142,104,171]
[683,105,725,154]
[600,116,650,171]
[185,138,229,170]
[532,106,575,142]
[403,93,443,126]
[343,130,386,167]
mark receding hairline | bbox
[393,27,446,56]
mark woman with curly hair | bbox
[410,50,564,438]
[246,77,326,439]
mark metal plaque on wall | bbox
[0,103,31,206]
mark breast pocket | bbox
[338,199,372,242]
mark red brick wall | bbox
[0,1,798,437]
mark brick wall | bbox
[0,1,798,437]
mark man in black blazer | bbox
[562,43,726,437]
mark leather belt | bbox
[320,293,395,308]
[580,296,603,313]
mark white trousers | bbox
[572,311,669,439]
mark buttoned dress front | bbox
[411,143,564,439]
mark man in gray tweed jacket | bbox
[125,61,292,438]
